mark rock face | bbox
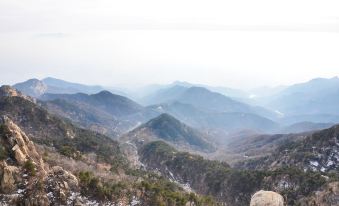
[0,115,41,166]
[0,115,81,205]
[0,85,35,103]
[250,190,284,206]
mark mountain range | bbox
[12,77,339,138]
[1,80,339,205]
[0,85,216,205]
[142,85,277,118]
[260,77,339,123]
[13,77,125,98]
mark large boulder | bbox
[250,190,284,206]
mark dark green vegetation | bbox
[0,95,129,169]
[78,170,217,205]
[0,124,11,160]
[141,113,215,152]
[140,141,334,206]
[23,160,36,176]
[0,145,7,160]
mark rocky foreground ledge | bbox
[0,115,84,205]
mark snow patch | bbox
[310,161,319,167]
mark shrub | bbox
[0,145,7,160]
[23,160,36,176]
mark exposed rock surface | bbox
[250,190,284,206]
[0,85,35,103]
[0,115,82,205]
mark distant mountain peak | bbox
[13,79,47,97]
[185,86,213,94]
[25,78,41,83]
[149,112,177,122]
[93,90,115,97]
[144,113,184,130]
[12,77,111,97]
[125,113,216,152]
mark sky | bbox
[0,0,338,90]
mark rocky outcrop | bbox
[0,115,42,167]
[250,190,284,206]
[0,85,35,103]
[0,115,82,205]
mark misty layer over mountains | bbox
[12,76,339,136]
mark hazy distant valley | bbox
[0,76,337,205]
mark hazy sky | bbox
[0,0,338,89]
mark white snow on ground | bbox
[310,161,319,167]
[130,196,140,206]
[326,160,334,167]
[17,189,25,194]
[181,183,193,193]
[169,170,175,180]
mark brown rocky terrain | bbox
[0,115,80,205]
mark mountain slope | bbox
[267,77,339,116]
[280,121,334,133]
[42,91,143,117]
[148,102,279,136]
[143,85,278,119]
[42,77,105,94]
[138,81,249,102]
[0,115,82,205]
[13,78,48,97]
[13,77,106,97]
[121,113,215,152]
[0,85,127,165]
[13,77,127,98]
[0,85,216,205]
[40,91,156,137]
[139,141,337,206]
[237,124,339,173]
[40,91,157,137]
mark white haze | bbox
[0,0,338,90]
